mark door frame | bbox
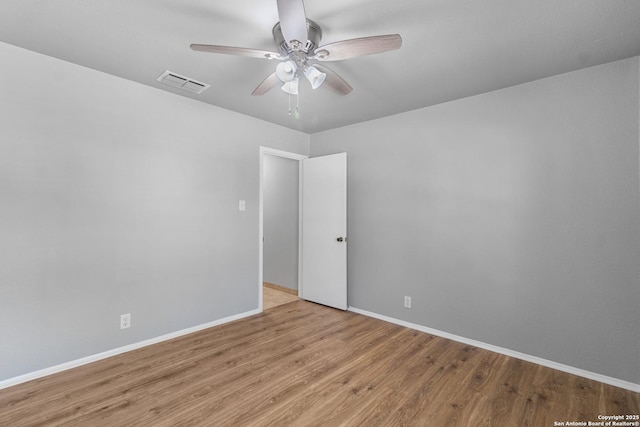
[258,147,308,312]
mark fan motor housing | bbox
[273,19,322,55]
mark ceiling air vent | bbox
[156,71,210,94]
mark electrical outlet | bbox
[120,313,131,329]
[404,296,412,309]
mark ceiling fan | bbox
[190,0,402,98]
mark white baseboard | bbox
[4,307,637,394]
[348,306,640,393]
[0,308,261,391]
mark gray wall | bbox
[310,57,640,384]
[0,41,309,381]
[263,155,299,291]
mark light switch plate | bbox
[239,200,246,211]
[404,296,412,309]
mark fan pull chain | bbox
[288,93,292,115]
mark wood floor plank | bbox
[263,285,299,309]
[1,300,638,426]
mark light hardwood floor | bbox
[263,284,299,310]
[0,300,638,426]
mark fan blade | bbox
[314,65,353,95]
[251,72,281,96]
[315,34,402,61]
[191,44,282,60]
[277,0,308,46]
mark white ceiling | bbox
[1,0,639,134]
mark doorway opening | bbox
[259,147,307,311]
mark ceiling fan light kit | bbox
[304,65,326,89]
[276,60,298,82]
[281,78,299,95]
[190,0,402,116]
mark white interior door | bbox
[301,153,347,310]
